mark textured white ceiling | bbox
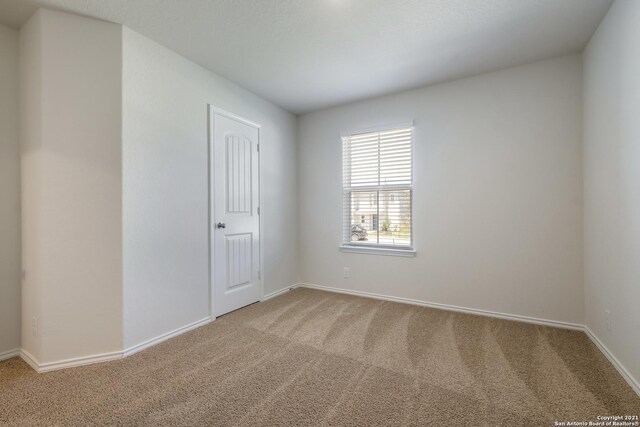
[0,0,612,113]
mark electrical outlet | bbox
[343,267,350,279]
[32,317,39,337]
[605,309,611,331]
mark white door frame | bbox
[208,104,264,318]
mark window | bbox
[341,124,414,255]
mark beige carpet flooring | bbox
[1,288,638,426]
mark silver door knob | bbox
[216,222,226,229]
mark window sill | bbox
[339,245,416,257]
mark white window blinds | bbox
[342,126,413,249]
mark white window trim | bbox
[339,121,415,257]
[339,121,415,137]
[339,245,417,257]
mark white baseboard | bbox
[261,286,294,301]
[295,283,640,397]
[0,347,20,362]
[18,316,213,373]
[19,349,40,371]
[123,316,212,357]
[294,283,584,330]
[20,348,123,373]
[11,285,637,399]
[585,327,640,397]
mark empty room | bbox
[0,0,639,425]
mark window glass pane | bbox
[378,190,411,246]
[349,191,377,243]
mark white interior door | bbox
[211,109,261,317]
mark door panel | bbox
[225,233,253,290]
[225,135,252,214]
[212,111,261,316]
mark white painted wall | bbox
[583,0,640,387]
[19,9,123,363]
[122,29,299,348]
[17,8,298,365]
[0,23,21,358]
[298,54,584,325]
